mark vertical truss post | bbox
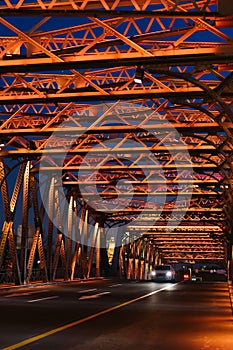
[20,161,30,284]
[134,258,139,280]
[127,257,134,280]
[52,233,62,281]
[126,240,134,280]
[155,250,160,265]
[144,243,149,280]
[60,239,68,280]
[137,239,142,258]
[140,259,144,280]
[139,238,145,280]
[123,244,128,278]
[110,227,123,276]
[96,225,101,277]
[0,158,11,222]
[0,222,10,269]
[87,221,99,279]
[148,245,153,278]
[125,234,131,277]
[118,244,124,279]
[10,162,27,214]
[144,262,149,280]
[81,208,88,278]
[151,246,156,266]
[37,232,47,282]
[0,221,10,268]
[77,244,82,277]
[134,240,141,280]
[100,226,110,277]
[52,233,69,281]
[137,239,143,280]
[131,241,136,279]
[47,177,55,281]
[0,159,11,270]
[66,196,73,279]
[70,197,81,280]
[26,228,39,284]
[119,243,128,279]
[8,224,21,285]
[53,188,68,281]
[70,242,80,281]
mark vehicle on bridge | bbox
[151,264,176,282]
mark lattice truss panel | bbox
[0,0,233,283]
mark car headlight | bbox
[151,271,156,276]
[166,271,172,277]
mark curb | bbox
[0,277,106,293]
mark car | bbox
[182,269,191,281]
[151,264,176,282]
[183,272,190,281]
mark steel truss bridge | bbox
[0,0,233,285]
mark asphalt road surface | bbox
[0,279,233,350]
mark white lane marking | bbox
[78,291,111,300]
[5,290,49,298]
[27,296,59,303]
[77,288,97,294]
[109,284,122,288]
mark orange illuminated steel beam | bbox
[0,0,217,11]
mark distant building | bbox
[16,225,34,249]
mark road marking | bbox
[77,288,97,294]
[27,296,59,303]
[78,291,111,300]
[5,290,49,298]
[109,284,122,288]
[3,283,180,350]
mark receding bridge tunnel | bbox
[0,2,233,349]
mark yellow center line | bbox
[3,283,179,350]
